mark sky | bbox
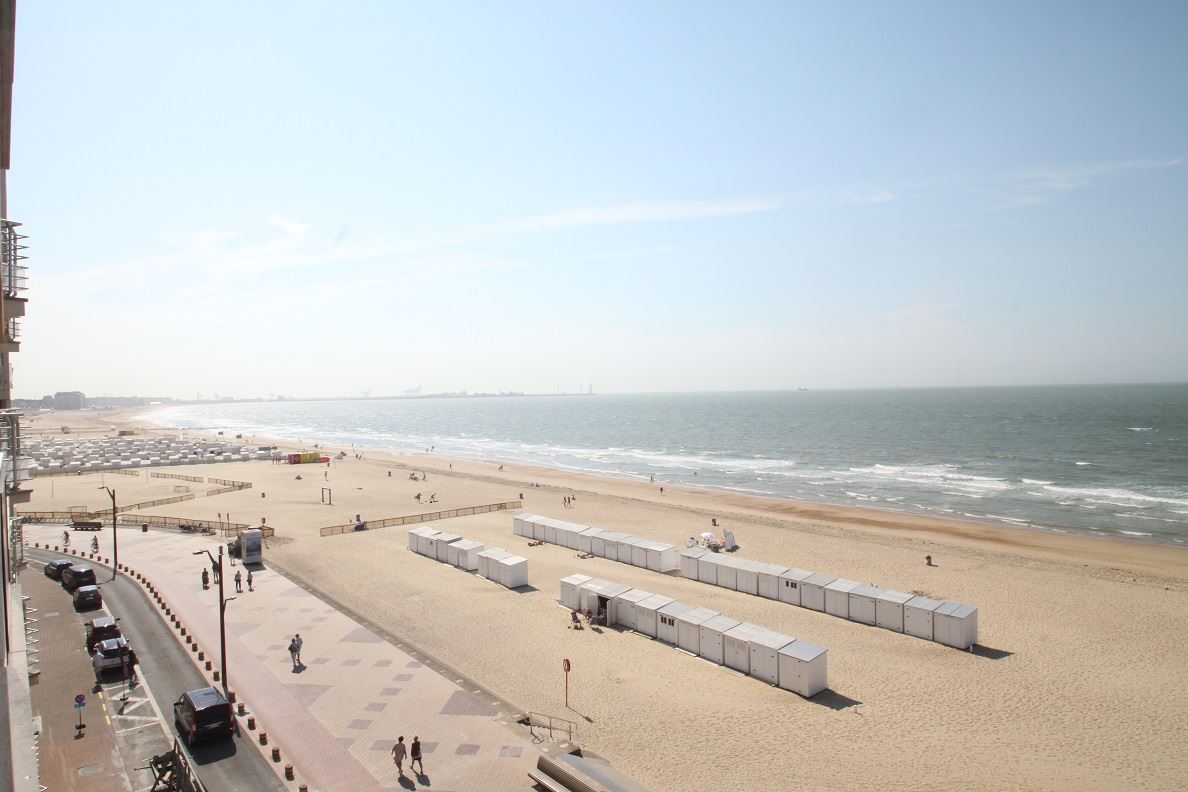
[8,1,1188,398]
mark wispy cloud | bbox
[510,197,785,232]
[270,214,311,237]
[998,158,1184,207]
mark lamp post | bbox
[99,486,118,580]
[194,546,232,696]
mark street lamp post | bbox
[194,546,232,696]
[99,486,118,580]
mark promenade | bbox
[26,523,541,792]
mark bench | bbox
[528,754,605,792]
[72,521,104,531]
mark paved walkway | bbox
[26,525,540,792]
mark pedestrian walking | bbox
[92,648,105,684]
[410,736,424,774]
[91,536,99,553]
[125,647,139,684]
[288,633,303,667]
[247,570,254,591]
[201,568,209,589]
[234,569,243,592]
[391,736,407,775]
[211,562,220,584]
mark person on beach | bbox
[410,736,423,774]
[234,569,243,592]
[391,736,407,775]
[247,570,254,591]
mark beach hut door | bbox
[598,596,611,625]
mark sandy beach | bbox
[21,409,1188,792]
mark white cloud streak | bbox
[510,197,787,231]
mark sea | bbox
[143,384,1188,546]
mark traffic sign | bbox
[563,658,571,673]
[74,694,86,709]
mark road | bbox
[27,549,286,792]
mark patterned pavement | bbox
[25,524,541,792]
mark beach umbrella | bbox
[700,532,715,540]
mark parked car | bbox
[44,559,74,580]
[94,637,132,672]
[85,616,121,653]
[174,687,234,746]
[62,565,97,592]
[72,585,102,609]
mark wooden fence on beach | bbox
[150,472,206,483]
[319,500,522,537]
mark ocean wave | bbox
[1119,530,1152,536]
[1128,427,1154,431]
[1043,485,1188,507]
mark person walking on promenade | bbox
[391,736,407,775]
[410,736,424,774]
[288,634,303,668]
[91,536,99,553]
[126,647,139,684]
[234,569,243,592]
[92,648,105,685]
[247,570,254,591]
[201,568,209,589]
[62,531,70,548]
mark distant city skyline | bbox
[10,2,1188,398]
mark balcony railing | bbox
[2,219,29,296]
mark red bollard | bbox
[272,747,281,763]
[237,702,246,715]
[259,730,267,744]
[205,660,212,671]
[213,670,221,681]
[247,716,256,730]
[285,764,294,780]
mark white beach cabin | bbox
[675,607,720,654]
[495,555,529,589]
[408,526,435,552]
[574,527,604,555]
[722,623,759,674]
[777,568,813,606]
[714,555,742,590]
[656,601,694,646]
[757,563,790,600]
[932,602,978,649]
[800,574,837,611]
[559,574,593,611]
[697,553,722,585]
[415,529,441,557]
[679,547,708,579]
[848,584,884,625]
[587,581,632,623]
[590,530,622,557]
[777,640,828,697]
[633,594,676,638]
[734,560,765,596]
[448,539,484,571]
[874,589,914,632]
[513,514,540,538]
[748,628,795,685]
[477,548,512,580]
[903,595,944,640]
[554,521,585,549]
[639,540,679,572]
[824,579,861,618]
[429,533,463,563]
[698,615,742,665]
[618,536,644,565]
[611,588,654,631]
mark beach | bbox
[21,408,1188,791]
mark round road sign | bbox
[563,658,571,673]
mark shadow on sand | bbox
[808,689,863,711]
[970,644,1013,660]
[510,584,540,594]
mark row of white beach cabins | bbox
[561,574,828,698]
[515,513,978,650]
[406,526,529,589]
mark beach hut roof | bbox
[935,601,977,618]
[518,512,544,523]
[637,594,676,611]
[675,606,720,626]
[905,595,944,611]
[638,539,675,552]
[779,639,827,663]
[778,567,813,582]
[851,584,885,599]
[749,627,795,651]
[739,559,768,573]
[803,573,837,587]
[701,614,742,634]
[478,548,512,561]
[595,531,630,543]
[560,574,594,587]
[451,539,484,551]
[679,547,708,559]
[657,601,695,619]
[579,578,613,592]
[724,622,762,641]
[825,578,861,593]
[598,582,633,599]
[757,562,790,576]
[876,589,914,605]
[433,533,462,544]
[498,554,527,566]
[616,588,654,604]
[579,526,604,537]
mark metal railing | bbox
[1,219,29,296]
[319,500,521,537]
[526,711,577,742]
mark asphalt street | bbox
[28,549,286,792]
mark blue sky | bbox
[9,1,1188,398]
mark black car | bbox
[72,585,102,609]
[44,559,74,580]
[62,565,97,592]
[174,687,234,746]
[85,616,121,653]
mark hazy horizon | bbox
[11,2,1188,398]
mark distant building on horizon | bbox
[51,390,85,410]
